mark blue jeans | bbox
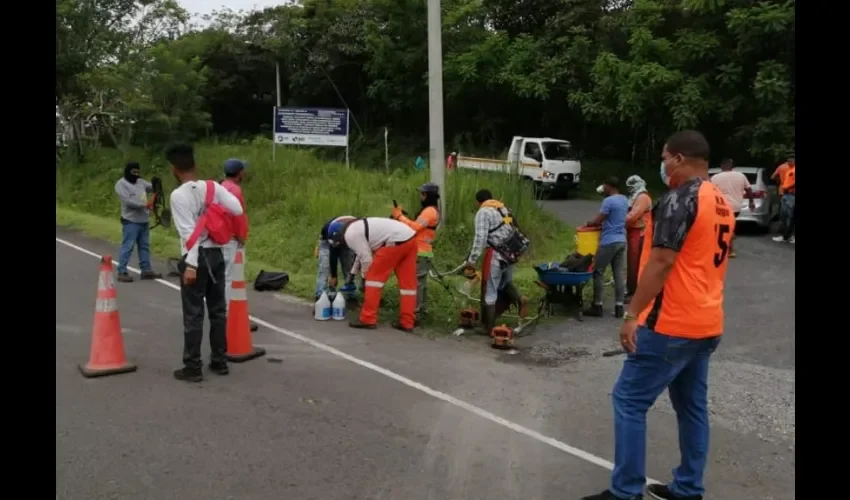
[314,240,358,300]
[610,327,721,499]
[118,220,152,274]
[779,194,795,233]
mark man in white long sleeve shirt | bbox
[166,143,243,383]
[327,217,418,332]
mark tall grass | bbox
[56,138,575,331]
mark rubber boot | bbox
[481,304,497,336]
[502,283,529,319]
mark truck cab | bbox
[507,136,581,194]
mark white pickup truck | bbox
[455,136,581,196]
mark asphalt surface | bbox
[56,201,795,500]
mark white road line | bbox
[55,235,660,484]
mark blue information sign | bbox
[273,107,349,147]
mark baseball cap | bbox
[223,158,247,175]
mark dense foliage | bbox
[56,0,794,165]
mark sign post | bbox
[273,107,350,168]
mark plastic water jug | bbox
[314,291,331,321]
[331,290,346,321]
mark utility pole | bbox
[275,62,282,107]
[426,0,446,222]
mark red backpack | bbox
[185,180,234,250]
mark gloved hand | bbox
[391,205,403,220]
[146,193,157,210]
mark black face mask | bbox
[124,166,140,184]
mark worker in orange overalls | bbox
[624,175,652,303]
[327,217,418,332]
[392,182,441,325]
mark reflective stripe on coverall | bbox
[361,238,419,329]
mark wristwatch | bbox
[623,311,639,321]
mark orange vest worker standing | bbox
[392,182,441,324]
[327,217,418,332]
[582,130,734,500]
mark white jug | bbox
[331,290,346,320]
[314,291,331,321]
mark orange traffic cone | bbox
[226,248,266,363]
[79,256,137,378]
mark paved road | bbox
[56,211,794,500]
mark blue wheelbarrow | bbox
[533,263,594,321]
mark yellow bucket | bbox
[575,227,601,256]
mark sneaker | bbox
[787,236,795,244]
[117,273,134,283]
[646,484,701,500]
[581,490,641,500]
[140,270,162,280]
[391,321,414,334]
[173,367,203,382]
[208,362,229,376]
[349,320,377,330]
[729,251,737,258]
[584,304,604,317]
[250,322,259,332]
[772,235,787,243]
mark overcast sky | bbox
[179,0,284,16]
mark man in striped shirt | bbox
[465,189,528,335]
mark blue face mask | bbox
[660,161,670,186]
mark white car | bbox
[708,166,779,230]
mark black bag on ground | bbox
[254,270,289,292]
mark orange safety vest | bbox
[780,166,795,194]
[637,181,735,339]
[399,206,440,257]
[628,192,652,230]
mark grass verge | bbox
[56,138,577,332]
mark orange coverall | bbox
[345,218,418,329]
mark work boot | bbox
[173,367,203,383]
[391,321,414,334]
[614,305,624,319]
[502,283,529,318]
[140,270,162,280]
[208,362,229,376]
[481,305,497,336]
[584,304,604,317]
[646,484,701,500]
[117,272,134,283]
[349,319,377,330]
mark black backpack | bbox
[488,206,530,264]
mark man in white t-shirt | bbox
[710,158,754,258]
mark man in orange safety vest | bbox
[392,182,441,324]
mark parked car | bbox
[708,166,778,230]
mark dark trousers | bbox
[178,248,227,370]
[782,202,796,240]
